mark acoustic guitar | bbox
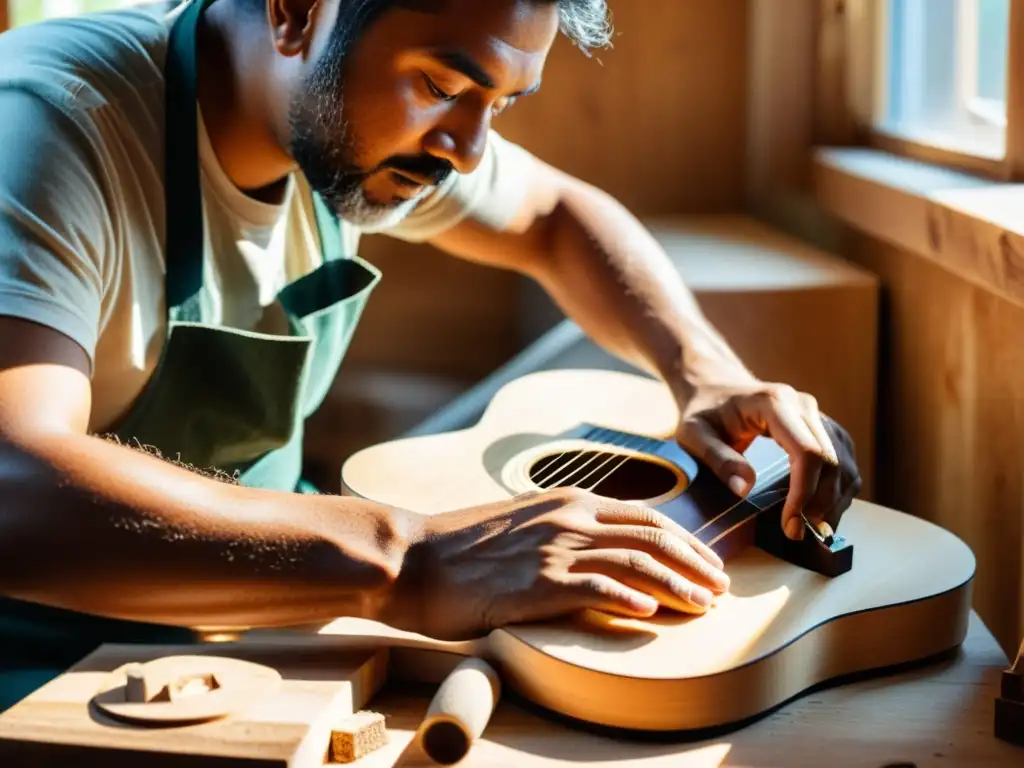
[328,368,975,735]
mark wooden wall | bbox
[305,0,751,486]
[822,229,1024,658]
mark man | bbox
[0,0,861,709]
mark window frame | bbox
[844,0,1024,181]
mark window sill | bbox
[813,146,1024,307]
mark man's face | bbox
[287,0,559,230]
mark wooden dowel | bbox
[416,658,501,765]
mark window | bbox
[872,0,1012,163]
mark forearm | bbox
[532,180,753,399]
[0,431,418,629]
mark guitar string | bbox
[529,427,617,487]
[557,434,652,491]
[688,457,790,539]
[534,429,816,558]
[538,427,674,492]
[700,466,791,546]
[536,432,791,527]
[532,429,649,489]
[530,426,806,549]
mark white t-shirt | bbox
[0,3,532,433]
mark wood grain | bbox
[815,147,1024,310]
[811,151,1024,657]
[747,0,818,211]
[826,228,1024,663]
[814,0,860,147]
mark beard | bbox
[287,17,454,231]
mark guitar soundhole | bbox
[528,449,682,500]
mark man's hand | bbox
[386,488,730,640]
[674,374,862,542]
[420,141,861,544]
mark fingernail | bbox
[728,475,749,497]
[631,594,659,614]
[697,558,730,591]
[689,585,713,608]
[785,518,804,540]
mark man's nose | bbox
[423,114,490,175]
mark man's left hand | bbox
[674,376,863,541]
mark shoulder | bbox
[0,8,175,367]
[0,6,170,139]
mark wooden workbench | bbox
[356,611,1020,767]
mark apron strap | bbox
[164,0,214,308]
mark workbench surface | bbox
[356,611,1021,767]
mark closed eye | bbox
[422,74,457,102]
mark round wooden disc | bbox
[92,655,282,726]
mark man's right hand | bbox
[386,487,730,641]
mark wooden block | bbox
[995,688,1024,747]
[996,639,1024,747]
[329,710,387,763]
[0,641,389,767]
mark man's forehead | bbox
[393,0,560,54]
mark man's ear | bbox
[266,0,323,57]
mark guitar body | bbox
[339,369,975,733]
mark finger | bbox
[800,398,839,466]
[678,418,756,498]
[570,549,713,614]
[553,572,661,618]
[586,524,730,593]
[592,502,725,570]
[802,464,840,528]
[823,465,862,531]
[755,394,828,541]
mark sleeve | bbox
[381,130,536,243]
[0,87,113,370]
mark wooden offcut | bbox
[329,710,387,763]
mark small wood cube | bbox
[329,710,388,763]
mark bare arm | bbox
[427,150,860,539]
[0,317,420,630]
[428,156,753,405]
[0,318,732,641]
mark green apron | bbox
[0,0,380,711]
